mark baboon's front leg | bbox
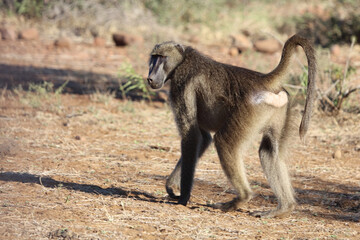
[177,126,203,206]
[165,158,182,199]
[166,130,212,199]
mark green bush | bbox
[118,63,153,101]
[294,2,360,47]
[1,0,45,18]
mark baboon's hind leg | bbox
[251,131,296,218]
[210,124,253,212]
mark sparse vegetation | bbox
[318,64,358,114]
[118,62,153,102]
[317,37,359,114]
[294,1,360,47]
[1,0,44,18]
[89,90,115,106]
[13,81,68,112]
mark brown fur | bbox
[147,34,316,217]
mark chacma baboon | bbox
[147,34,316,218]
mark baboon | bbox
[147,34,316,218]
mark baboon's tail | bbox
[265,34,317,141]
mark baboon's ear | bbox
[175,43,185,53]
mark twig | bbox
[0,115,14,120]
[283,83,305,90]
[66,113,85,118]
[316,89,324,100]
[321,95,336,109]
[341,36,356,92]
[324,79,339,95]
[343,85,360,98]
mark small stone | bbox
[228,46,239,56]
[333,148,342,159]
[112,33,143,47]
[232,33,253,51]
[254,38,281,54]
[93,37,106,47]
[0,26,17,40]
[355,145,360,152]
[113,33,130,46]
[54,37,72,48]
[75,136,81,140]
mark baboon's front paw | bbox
[178,197,189,206]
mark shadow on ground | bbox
[0,64,119,94]
[0,171,163,203]
[1,171,359,222]
[0,64,166,101]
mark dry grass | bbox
[0,90,359,239]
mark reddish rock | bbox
[0,26,17,40]
[19,28,39,40]
[94,37,106,47]
[228,46,239,56]
[112,33,143,47]
[232,33,252,51]
[254,38,281,54]
[112,33,131,46]
[54,37,72,49]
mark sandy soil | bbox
[0,38,359,240]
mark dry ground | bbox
[0,33,360,239]
[0,90,359,239]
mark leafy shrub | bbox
[318,63,358,114]
[294,2,360,47]
[1,0,45,18]
[118,63,153,101]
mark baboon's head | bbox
[147,42,185,89]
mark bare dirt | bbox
[0,38,360,240]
